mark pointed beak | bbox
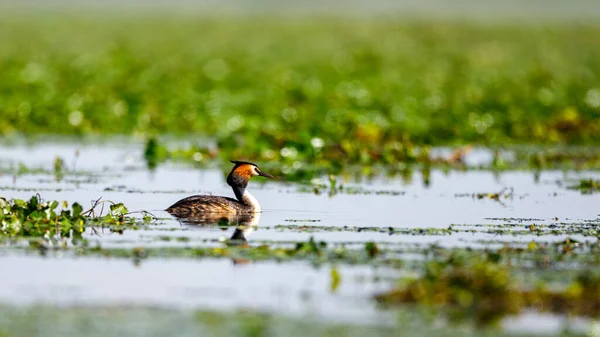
[257,170,274,179]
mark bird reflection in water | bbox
[174,212,261,246]
[174,212,260,265]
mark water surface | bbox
[1,142,599,334]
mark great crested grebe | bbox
[166,160,273,218]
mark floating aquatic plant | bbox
[0,195,85,239]
[0,195,156,243]
[376,253,600,325]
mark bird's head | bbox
[226,160,274,188]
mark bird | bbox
[166,160,273,219]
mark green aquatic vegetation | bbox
[0,162,52,176]
[376,254,600,325]
[294,236,327,255]
[1,158,103,184]
[143,137,161,170]
[483,217,545,222]
[142,137,427,180]
[376,254,521,325]
[484,227,600,237]
[456,220,600,237]
[424,241,600,273]
[9,227,600,273]
[300,175,406,196]
[0,195,156,243]
[283,219,321,223]
[2,13,600,161]
[143,137,172,170]
[19,235,393,266]
[454,188,514,201]
[23,228,598,268]
[142,142,600,184]
[0,305,562,337]
[82,198,155,226]
[142,136,220,170]
[53,156,66,181]
[567,179,600,194]
[272,224,469,236]
[523,148,600,171]
[365,242,380,258]
[0,186,72,192]
[141,139,487,181]
[0,195,86,239]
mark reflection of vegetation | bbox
[568,179,600,194]
[53,156,66,181]
[376,254,600,325]
[143,137,161,170]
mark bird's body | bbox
[166,160,273,220]
[166,193,258,217]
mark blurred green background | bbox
[1,1,599,164]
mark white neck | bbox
[241,190,261,212]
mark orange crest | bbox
[233,164,254,180]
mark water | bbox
[0,256,393,324]
[1,141,599,334]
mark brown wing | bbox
[166,195,242,218]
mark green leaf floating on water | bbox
[110,203,129,216]
[72,203,83,218]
